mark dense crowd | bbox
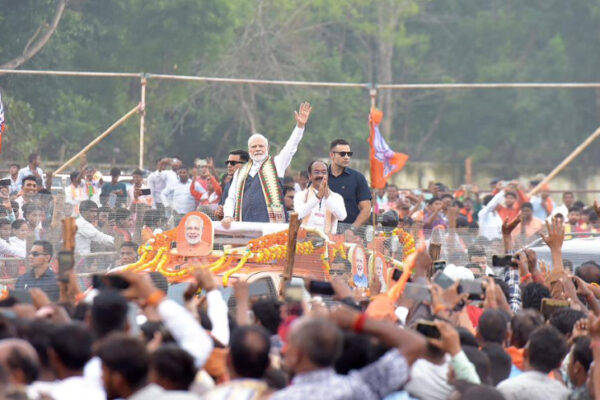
[0,102,599,399]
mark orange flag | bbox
[369,108,408,189]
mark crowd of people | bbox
[0,101,599,399]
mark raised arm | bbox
[273,102,311,175]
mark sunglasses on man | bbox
[332,151,353,157]
[29,251,48,257]
[225,160,245,166]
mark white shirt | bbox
[128,185,153,207]
[7,175,20,194]
[477,190,505,240]
[405,357,453,400]
[65,184,87,206]
[17,166,45,188]
[294,187,346,233]
[8,236,26,256]
[206,289,229,346]
[37,376,106,400]
[0,237,25,258]
[224,125,305,218]
[497,370,570,400]
[84,298,214,392]
[148,169,169,207]
[552,203,569,219]
[75,217,114,254]
[161,179,197,214]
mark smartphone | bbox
[492,254,513,267]
[403,283,432,302]
[308,280,335,296]
[459,279,484,300]
[416,320,441,339]
[8,289,33,304]
[0,179,11,187]
[92,274,131,290]
[57,250,75,283]
[391,268,402,282]
[540,298,569,319]
[433,271,454,289]
[140,188,151,196]
[284,286,303,303]
[433,260,447,273]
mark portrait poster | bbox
[175,212,214,256]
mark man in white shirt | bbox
[497,325,569,400]
[148,159,176,210]
[128,168,153,207]
[551,191,575,219]
[7,163,20,194]
[17,153,45,188]
[0,218,25,258]
[15,176,39,219]
[477,190,505,241]
[161,167,202,220]
[38,324,105,400]
[294,160,346,234]
[75,200,114,254]
[222,102,312,227]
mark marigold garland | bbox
[380,228,416,261]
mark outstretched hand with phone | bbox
[427,320,461,356]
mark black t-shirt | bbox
[327,166,372,225]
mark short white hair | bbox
[185,215,204,229]
[248,133,269,148]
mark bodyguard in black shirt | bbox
[327,139,372,232]
[15,240,59,301]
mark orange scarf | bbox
[506,346,524,371]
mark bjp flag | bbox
[369,108,408,189]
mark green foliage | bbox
[2,0,600,171]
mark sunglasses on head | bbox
[225,160,245,166]
[333,151,353,157]
[29,251,48,257]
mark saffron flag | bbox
[0,92,4,153]
[369,108,408,189]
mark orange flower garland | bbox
[380,228,416,261]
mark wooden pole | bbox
[528,125,600,197]
[54,105,140,174]
[139,77,146,170]
[61,217,77,251]
[281,213,300,294]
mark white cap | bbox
[443,264,475,281]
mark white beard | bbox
[251,153,268,163]
[186,235,202,245]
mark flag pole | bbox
[370,89,377,229]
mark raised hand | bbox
[294,102,312,128]
[502,215,521,236]
[540,219,564,251]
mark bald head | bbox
[289,317,343,368]
[0,339,40,385]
